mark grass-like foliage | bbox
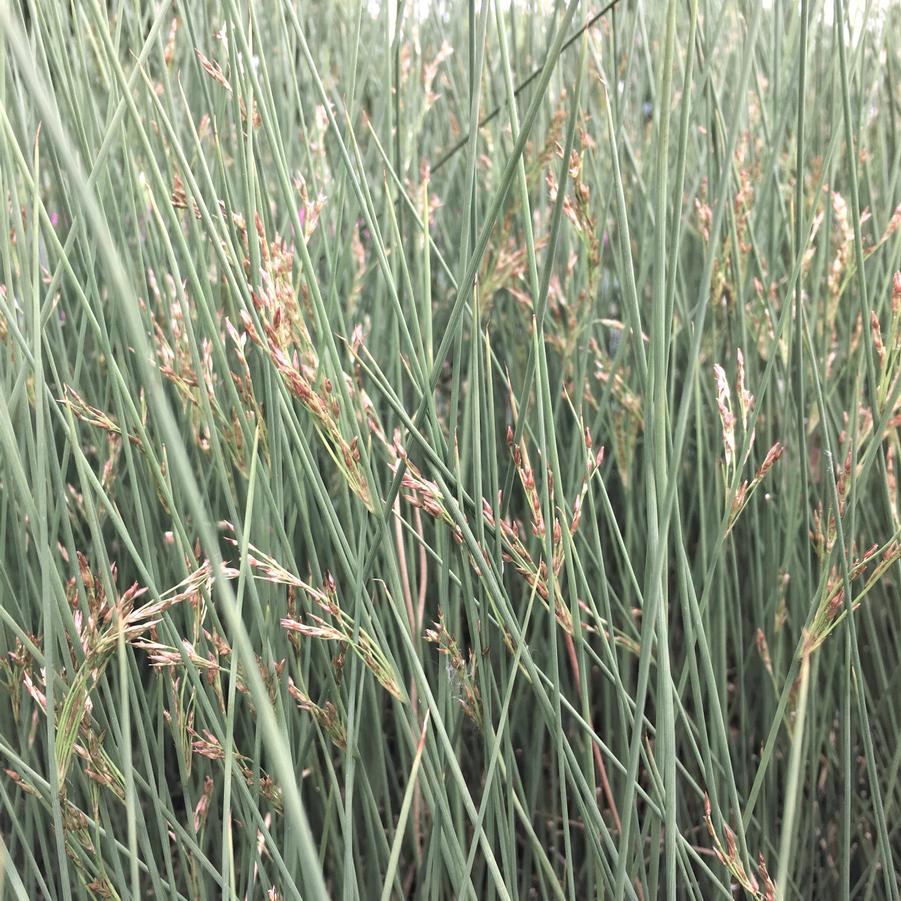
[0,0,899,898]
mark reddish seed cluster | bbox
[703,796,776,900]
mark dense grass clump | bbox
[0,1,899,898]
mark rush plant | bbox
[0,1,898,899]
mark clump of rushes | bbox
[7,551,211,798]
[3,3,901,899]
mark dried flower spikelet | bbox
[871,311,886,369]
[350,323,365,353]
[713,363,736,467]
[703,798,773,897]
[570,495,583,535]
[194,49,232,94]
[729,481,749,523]
[758,854,776,901]
[754,442,784,482]
[194,775,215,832]
[756,628,773,677]
[735,348,754,432]
[886,204,901,238]
[703,794,716,838]
[191,728,225,760]
[163,17,179,66]
[886,446,898,526]
[424,611,482,729]
[695,188,712,243]
[422,40,453,109]
[828,191,854,298]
